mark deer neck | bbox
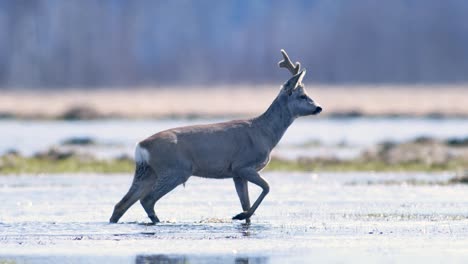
[253,95,294,149]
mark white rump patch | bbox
[134,143,150,164]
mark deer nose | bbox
[314,106,322,114]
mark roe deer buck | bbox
[110,50,322,224]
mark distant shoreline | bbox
[1,85,467,120]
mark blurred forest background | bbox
[1,0,468,89]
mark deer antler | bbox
[279,49,301,75]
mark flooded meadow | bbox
[0,172,467,263]
[1,117,468,263]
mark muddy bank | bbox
[271,136,468,174]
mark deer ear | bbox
[281,69,306,95]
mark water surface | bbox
[1,172,467,263]
[1,117,468,159]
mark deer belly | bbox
[191,156,235,178]
[255,155,270,171]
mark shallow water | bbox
[1,172,467,263]
[1,117,468,158]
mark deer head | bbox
[278,49,322,117]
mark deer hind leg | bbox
[233,177,251,224]
[140,169,191,224]
[110,163,154,223]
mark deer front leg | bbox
[233,177,251,224]
[232,169,269,221]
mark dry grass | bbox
[1,84,468,118]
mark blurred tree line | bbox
[1,0,467,88]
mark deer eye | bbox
[299,95,308,100]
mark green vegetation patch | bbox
[0,155,134,174]
[266,157,468,172]
[1,155,467,175]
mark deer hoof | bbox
[149,215,160,224]
[232,212,249,220]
